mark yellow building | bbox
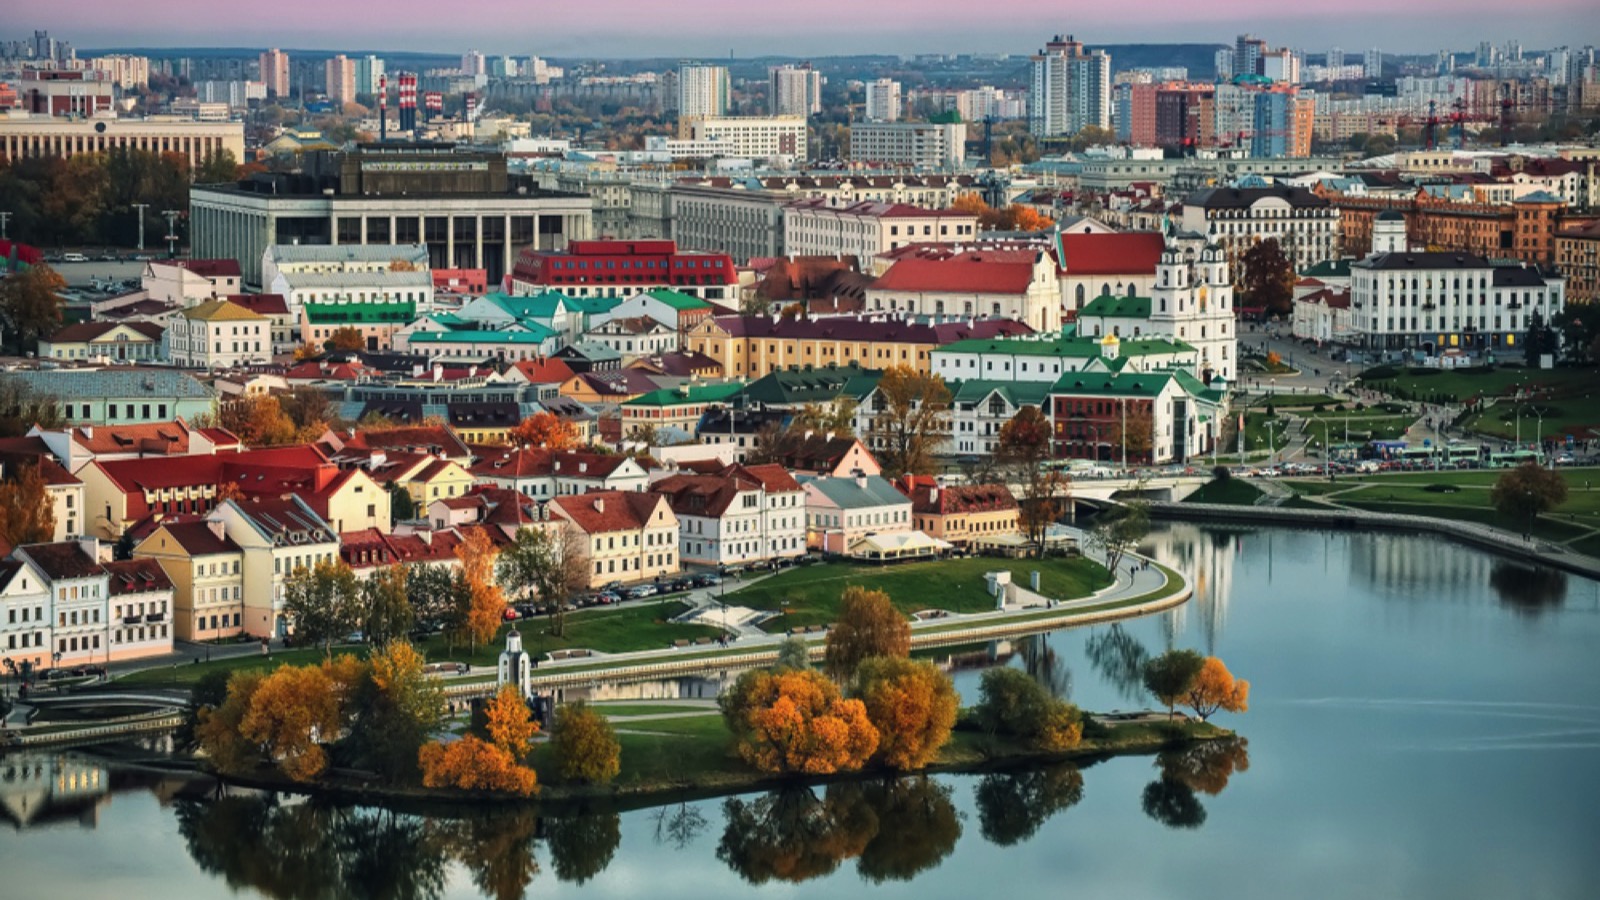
[899,478,1020,548]
[549,490,679,588]
[135,520,246,641]
[684,315,1031,379]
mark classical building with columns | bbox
[0,114,244,166]
[190,143,593,288]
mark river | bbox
[2,524,1596,899]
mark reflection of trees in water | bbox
[1488,562,1568,614]
[973,763,1084,846]
[1017,633,1072,700]
[1138,736,1250,830]
[717,778,961,885]
[1083,624,1151,704]
[651,801,709,850]
[544,808,622,885]
[176,792,626,899]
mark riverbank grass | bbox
[1183,479,1265,505]
[724,556,1112,632]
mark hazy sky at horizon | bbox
[28,0,1600,57]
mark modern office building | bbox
[189,143,592,287]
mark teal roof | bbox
[1078,294,1153,319]
[408,326,557,345]
[3,368,212,400]
[304,301,416,325]
[805,474,908,511]
[644,289,714,311]
[1049,371,1175,398]
[564,296,624,315]
[623,381,746,408]
[1171,368,1228,403]
[488,290,568,321]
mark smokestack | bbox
[378,72,387,142]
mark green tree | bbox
[866,366,952,479]
[1491,462,1568,534]
[775,635,812,671]
[361,564,415,648]
[389,484,417,523]
[1239,237,1295,316]
[824,586,910,680]
[998,404,1065,556]
[0,378,63,438]
[0,263,67,353]
[282,560,363,657]
[973,667,1083,751]
[1085,500,1149,573]
[347,640,444,782]
[549,701,622,784]
[194,149,240,183]
[1523,311,1560,366]
[1142,648,1206,719]
[496,524,588,636]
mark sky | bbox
[34,0,1600,58]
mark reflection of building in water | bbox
[0,754,110,829]
[563,673,739,703]
[1142,523,1237,652]
[1349,532,1494,596]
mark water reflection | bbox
[972,762,1084,846]
[1141,523,1239,653]
[1139,736,1250,831]
[1016,633,1072,700]
[1488,561,1568,614]
[717,777,962,885]
[1082,624,1151,705]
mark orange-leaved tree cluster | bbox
[720,668,879,775]
[419,684,540,795]
[1184,657,1250,721]
[823,586,910,680]
[853,656,959,770]
[454,528,506,650]
[507,411,580,450]
[195,653,368,782]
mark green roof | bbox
[408,325,557,345]
[937,333,1194,358]
[741,364,882,405]
[1078,294,1153,319]
[948,380,1053,406]
[644,289,714,311]
[623,381,747,407]
[486,290,568,321]
[1301,258,1354,279]
[564,296,624,315]
[1049,371,1176,398]
[304,301,416,325]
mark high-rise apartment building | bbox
[864,78,902,122]
[461,50,486,77]
[1028,34,1111,138]
[679,64,731,119]
[1214,48,1234,81]
[769,63,822,116]
[1365,48,1384,79]
[259,48,290,99]
[1235,35,1267,77]
[324,55,356,107]
[355,55,385,96]
[1328,47,1345,70]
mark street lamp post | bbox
[1321,420,1332,478]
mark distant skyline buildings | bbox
[677,64,729,119]
[22,2,1599,57]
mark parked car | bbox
[601,581,624,593]
[594,591,622,605]
[694,573,722,587]
[666,577,694,593]
[626,585,657,600]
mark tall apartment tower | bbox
[1028,35,1111,138]
[678,64,731,119]
[259,48,290,99]
[355,55,386,96]
[1327,47,1345,70]
[461,50,486,76]
[1214,48,1234,81]
[864,78,902,122]
[324,55,357,107]
[1364,48,1383,79]
[769,63,822,116]
[1235,35,1267,77]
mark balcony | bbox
[122,615,141,626]
[145,613,165,624]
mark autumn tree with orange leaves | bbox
[719,668,879,775]
[853,656,959,770]
[325,327,367,352]
[507,411,580,450]
[454,528,506,651]
[824,587,910,680]
[1183,656,1250,721]
[237,661,342,781]
[419,736,538,796]
[0,461,57,547]
[483,684,538,758]
[214,394,296,447]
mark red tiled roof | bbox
[17,542,102,580]
[626,350,723,377]
[103,558,173,595]
[68,422,192,456]
[1056,232,1167,276]
[157,521,240,555]
[1301,288,1352,310]
[222,293,290,316]
[898,479,1018,515]
[872,250,1042,295]
[508,357,577,384]
[551,490,666,534]
[726,462,802,493]
[45,321,164,343]
[157,258,241,279]
[339,426,472,461]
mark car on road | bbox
[62,252,89,263]
[594,591,622,605]
[693,573,722,587]
[626,585,657,600]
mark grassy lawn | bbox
[594,703,716,717]
[1235,412,1292,457]
[1359,364,1592,402]
[1295,412,1413,442]
[117,602,724,690]
[609,713,727,737]
[724,557,1112,632]
[1262,393,1345,408]
[1462,403,1600,443]
[1183,478,1264,505]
